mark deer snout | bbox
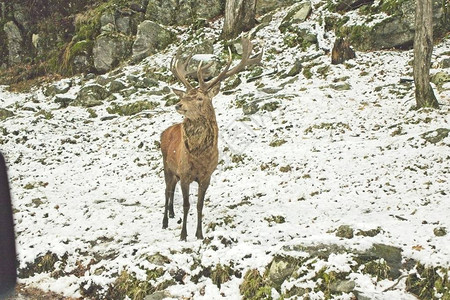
[175,103,183,111]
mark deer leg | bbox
[196,180,210,240]
[180,181,190,241]
[163,173,177,229]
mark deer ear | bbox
[207,84,221,98]
[172,88,186,98]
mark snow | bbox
[1,3,449,299]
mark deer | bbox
[161,37,262,240]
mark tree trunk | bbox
[413,0,439,108]
[222,0,256,40]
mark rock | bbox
[100,11,116,27]
[131,21,175,62]
[147,253,170,266]
[434,227,447,237]
[144,291,171,300]
[72,55,92,74]
[44,80,72,97]
[331,83,351,91]
[336,225,354,239]
[279,2,312,32]
[109,80,127,93]
[267,256,298,289]
[74,84,111,107]
[54,95,74,108]
[431,72,450,86]
[223,75,242,91]
[243,101,260,115]
[116,16,133,35]
[281,59,302,78]
[331,38,356,65]
[363,243,402,278]
[93,34,131,73]
[145,0,224,26]
[329,280,356,293]
[101,23,116,33]
[421,128,450,144]
[336,0,374,12]
[3,21,23,65]
[341,0,444,50]
[440,58,450,68]
[0,108,14,120]
[256,0,298,15]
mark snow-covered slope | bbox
[1,5,449,300]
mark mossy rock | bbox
[266,255,300,289]
[336,225,354,239]
[107,100,159,116]
[261,101,280,112]
[146,253,170,266]
[0,108,14,120]
[431,72,450,87]
[421,128,450,144]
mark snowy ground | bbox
[1,5,449,300]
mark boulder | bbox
[340,0,445,50]
[3,21,23,66]
[145,0,224,26]
[0,108,14,121]
[279,1,312,32]
[73,84,111,107]
[256,0,298,15]
[131,21,175,62]
[93,34,131,73]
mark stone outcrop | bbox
[93,34,132,73]
[131,21,175,62]
[3,21,23,65]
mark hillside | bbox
[1,1,450,299]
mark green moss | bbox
[0,108,14,120]
[261,102,280,112]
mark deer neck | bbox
[182,116,217,155]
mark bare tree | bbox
[222,0,257,39]
[413,0,439,108]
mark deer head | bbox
[170,37,263,111]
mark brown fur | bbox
[161,89,219,240]
[161,38,262,240]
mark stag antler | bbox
[170,54,194,90]
[198,37,263,92]
[171,37,263,92]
